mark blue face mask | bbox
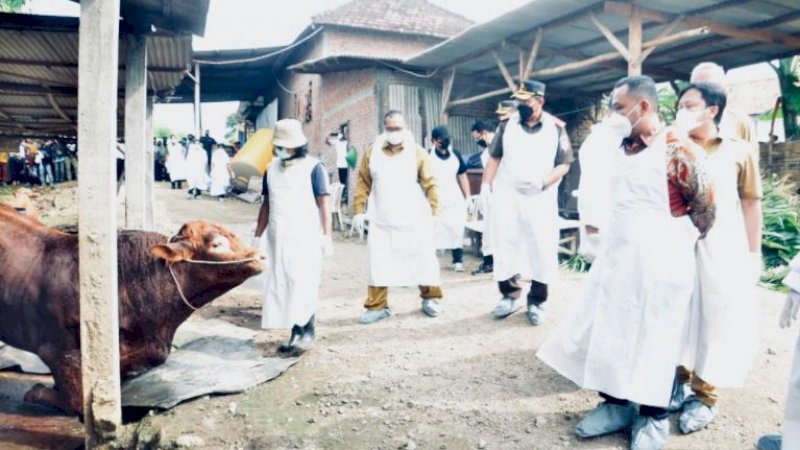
[275,146,291,160]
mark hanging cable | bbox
[377,61,442,79]
[193,27,324,65]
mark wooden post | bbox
[193,63,201,136]
[145,95,155,230]
[628,5,643,75]
[522,28,543,81]
[440,68,456,123]
[124,33,147,230]
[492,51,517,91]
[77,0,122,446]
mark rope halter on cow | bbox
[165,235,262,311]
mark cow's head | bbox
[150,221,264,285]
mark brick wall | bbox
[322,27,440,60]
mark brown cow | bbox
[0,204,264,415]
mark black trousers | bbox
[338,168,348,203]
[451,248,463,264]
[600,392,668,419]
[498,276,548,306]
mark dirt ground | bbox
[1,182,797,450]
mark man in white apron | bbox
[537,76,716,450]
[668,82,764,433]
[186,137,208,199]
[166,135,188,190]
[429,125,470,272]
[255,119,333,353]
[481,80,574,326]
[352,110,443,325]
[756,255,800,450]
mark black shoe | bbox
[278,325,303,353]
[472,262,493,275]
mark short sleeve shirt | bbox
[489,114,574,166]
[262,158,331,198]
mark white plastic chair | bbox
[330,182,345,231]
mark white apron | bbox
[480,148,494,256]
[537,132,699,407]
[166,143,188,181]
[367,140,440,287]
[577,124,619,256]
[491,113,560,284]
[186,144,208,191]
[209,149,231,196]
[786,330,800,449]
[682,141,758,387]
[261,157,322,329]
[429,148,466,250]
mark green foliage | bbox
[760,174,800,289]
[0,0,26,12]
[772,56,800,140]
[225,113,241,142]
[658,86,678,125]
[561,254,589,273]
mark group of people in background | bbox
[253,59,799,450]
[0,138,78,187]
[161,130,235,202]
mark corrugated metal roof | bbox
[0,12,194,137]
[288,55,404,74]
[405,0,800,95]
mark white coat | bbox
[429,148,466,250]
[166,142,188,181]
[209,148,231,196]
[537,131,699,407]
[577,123,619,257]
[681,139,759,387]
[480,148,494,257]
[366,136,440,287]
[186,143,208,191]
[491,113,561,285]
[261,157,322,329]
[779,255,800,449]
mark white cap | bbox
[272,119,308,148]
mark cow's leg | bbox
[24,348,83,415]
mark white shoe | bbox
[526,304,545,326]
[492,298,519,319]
[679,398,717,434]
[421,299,442,317]
[452,262,465,272]
[359,308,392,325]
[575,401,637,438]
[631,415,670,450]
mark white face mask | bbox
[386,130,405,146]
[601,104,641,139]
[674,108,706,134]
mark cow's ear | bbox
[150,243,190,262]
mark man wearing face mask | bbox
[537,76,716,450]
[495,100,516,124]
[668,82,763,434]
[255,119,333,353]
[481,80,574,326]
[429,125,470,272]
[352,110,443,324]
[468,120,497,274]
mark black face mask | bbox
[437,139,451,150]
[476,139,488,148]
[518,104,534,122]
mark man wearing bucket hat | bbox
[352,110,444,325]
[481,80,574,326]
[255,119,333,353]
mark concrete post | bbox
[77,0,122,446]
[193,63,201,136]
[145,96,155,229]
[124,33,148,230]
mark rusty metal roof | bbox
[0,12,194,137]
[405,0,800,96]
[312,0,473,39]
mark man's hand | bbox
[515,178,546,195]
[352,213,367,235]
[780,290,800,329]
[322,235,334,258]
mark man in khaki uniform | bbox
[352,110,443,325]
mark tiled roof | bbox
[312,0,474,39]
